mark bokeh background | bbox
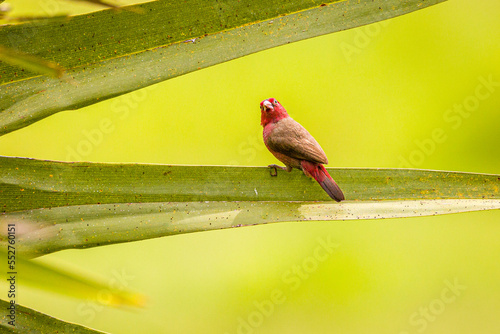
[1,0,499,333]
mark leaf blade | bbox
[0,0,447,136]
[2,199,499,257]
[1,156,499,213]
[0,298,107,333]
[0,248,145,307]
[1,156,498,256]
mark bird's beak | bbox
[263,100,274,111]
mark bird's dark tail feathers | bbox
[301,161,345,202]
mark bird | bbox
[260,97,345,202]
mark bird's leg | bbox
[268,164,289,177]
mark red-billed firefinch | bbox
[260,97,345,201]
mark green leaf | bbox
[0,249,145,307]
[0,0,447,136]
[0,299,106,333]
[2,199,499,257]
[1,156,499,257]
[1,156,499,213]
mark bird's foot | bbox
[268,164,287,177]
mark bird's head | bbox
[260,98,288,126]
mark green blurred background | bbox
[1,0,500,333]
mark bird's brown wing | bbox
[266,117,328,164]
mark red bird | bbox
[260,98,345,202]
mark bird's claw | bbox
[268,164,285,177]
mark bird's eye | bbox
[274,100,278,105]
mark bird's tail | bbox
[301,161,345,202]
